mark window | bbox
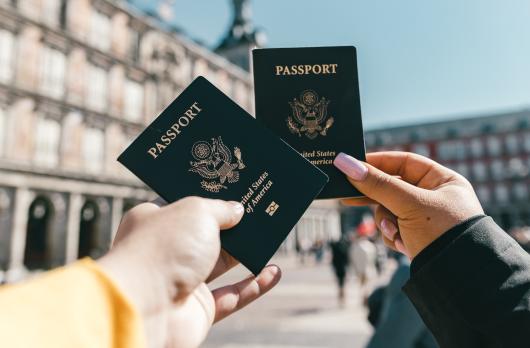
[128,28,141,62]
[39,46,66,99]
[505,134,520,155]
[18,0,41,21]
[455,163,470,178]
[454,141,467,160]
[437,141,461,160]
[0,29,15,83]
[124,79,144,122]
[490,159,504,180]
[469,138,484,158]
[472,162,487,181]
[512,182,528,201]
[523,132,530,153]
[87,66,108,111]
[494,184,509,203]
[34,118,60,167]
[508,158,527,178]
[82,128,104,173]
[89,11,111,51]
[41,0,61,27]
[486,136,502,157]
[411,143,430,157]
[476,185,491,204]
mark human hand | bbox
[97,197,281,348]
[334,151,484,258]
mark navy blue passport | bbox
[253,46,366,199]
[118,77,328,275]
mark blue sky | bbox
[133,0,530,129]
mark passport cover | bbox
[252,46,366,199]
[118,76,328,275]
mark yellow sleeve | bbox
[0,259,145,348]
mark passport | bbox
[252,46,366,199]
[118,77,328,275]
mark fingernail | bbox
[230,201,244,215]
[267,265,280,277]
[395,238,408,256]
[381,219,398,241]
[257,265,282,281]
[333,153,368,181]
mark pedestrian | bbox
[334,151,530,348]
[351,221,377,300]
[330,235,351,306]
[298,236,312,264]
[366,253,438,348]
[312,239,325,264]
[373,235,389,275]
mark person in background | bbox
[366,253,438,348]
[330,235,351,306]
[312,239,325,264]
[351,218,378,301]
[0,197,281,348]
[334,151,530,348]
[298,236,312,264]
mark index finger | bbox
[366,152,457,189]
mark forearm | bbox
[0,259,145,348]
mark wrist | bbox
[410,214,486,274]
[97,246,174,316]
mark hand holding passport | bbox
[118,46,366,275]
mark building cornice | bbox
[0,162,147,193]
[109,0,252,83]
[0,1,252,85]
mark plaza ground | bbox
[202,255,376,348]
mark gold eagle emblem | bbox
[287,90,334,139]
[189,137,245,192]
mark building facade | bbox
[0,0,342,281]
[365,110,530,230]
[0,0,255,282]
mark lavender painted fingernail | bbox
[395,238,409,257]
[333,153,368,181]
[381,219,398,241]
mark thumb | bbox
[333,152,421,216]
[203,199,245,230]
[171,197,245,230]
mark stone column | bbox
[110,197,123,242]
[65,193,82,263]
[7,188,34,281]
[49,192,69,268]
[0,187,15,271]
[96,197,112,255]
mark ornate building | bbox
[0,0,254,282]
[0,0,342,281]
[365,110,530,230]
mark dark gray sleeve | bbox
[403,216,530,348]
[367,266,434,348]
